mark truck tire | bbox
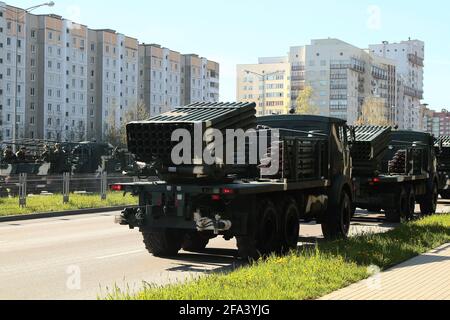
[256,200,280,256]
[142,230,184,257]
[280,198,300,253]
[236,199,279,261]
[182,232,210,253]
[420,181,438,216]
[322,192,352,240]
[236,236,259,261]
[385,188,408,223]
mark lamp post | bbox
[7,2,55,152]
[244,70,284,116]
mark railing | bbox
[0,172,148,208]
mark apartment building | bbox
[182,54,219,106]
[138,47,220,118]
[237,39,396,123]
[236,57,291,116]
[423,108,450,137]
[86,29,139,141]
[139,44,182,116]
[0,2,219,144]
[369,40,425,130]
[0,3,27,142]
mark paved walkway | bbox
[322,243,450,300]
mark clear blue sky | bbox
[9,0,450,110]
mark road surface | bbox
[0,202,449,300]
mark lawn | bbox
[107,214,450,300]
[0,193,137,217]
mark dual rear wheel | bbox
[385,187,416,223]
[237,199,301,260]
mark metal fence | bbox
[0,172,142,207]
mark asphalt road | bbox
[1,202,449,300]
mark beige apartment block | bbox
[0,1,219,143]
[139,44,183,116]
[236,57,291,116]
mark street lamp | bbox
[6,2,55,152]
[244,70,284,116]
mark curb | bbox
[0,206,133,223]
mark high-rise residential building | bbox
[237,39,397,124]
[182,54,220,106]
[369,40,425,131]
[87,29,139,141]
[138,47,219,118]
[0,3,27,142]
[236,57,291,116]
[0,2,219,143]
[139,44,182,116]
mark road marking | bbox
[96,250,144,260]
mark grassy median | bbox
[0,193,137,217]
[107,214,450,300]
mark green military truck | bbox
[351,127,438,222]
[111,102,354,259]
[435,136,450,199]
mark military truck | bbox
[111,102,354,259]
[351,126,438,222]
[435,136,450,199]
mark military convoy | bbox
[0,140,135,196]
[109,102,450,260]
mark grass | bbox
[0,192,137,217]
[107,214,450,300]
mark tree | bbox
[295,86,319,115]
[104,100,150,147]
[104,101,121,146]
[356,96,390,126]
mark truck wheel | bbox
[236,236,259,261]
[322,192,352,240]
[236,199,280,261]
[280,199,300,253]
[385,188,407,223]
[142,229,184,257]
[256,201,280,256]
[420,182,438,216]
[182,232,210,253]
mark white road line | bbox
[96,250,144,260]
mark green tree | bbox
[295,86,319,115]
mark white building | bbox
[369,40,425,130]
[238,38,398,124]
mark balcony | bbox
[404,86,423,99]
[291,65,305,72]
[408,54,424,67]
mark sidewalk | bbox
[321,243,450,300]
